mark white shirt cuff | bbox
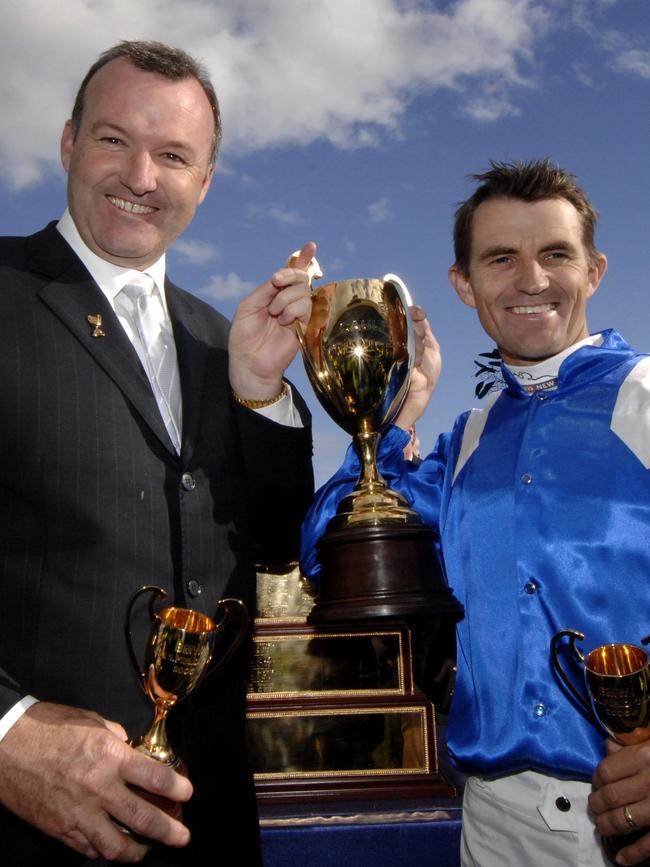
[254,384,303,427]
[0,695,39,743]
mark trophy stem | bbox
[358,427,385,489]
[132,706,179,768]
[328,426,420,529]
[127,705,185,832]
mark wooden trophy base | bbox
[309,523,463,624]
[247,568,455,804]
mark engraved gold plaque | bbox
[248,704,431,777]
[247,700,445,802]
[248,628,408,699]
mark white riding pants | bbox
[460,769,610,867]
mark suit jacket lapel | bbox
[29,224,178,458]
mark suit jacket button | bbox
[186,579,202,597]
[181,472,196,491]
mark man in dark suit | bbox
[0,40,314,865]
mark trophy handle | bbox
[285,250,324,377]
[642,635,650,646]
[125,585,168,694]
[293,321,320,384]
[293,321,307,352]
[550,629,592,715]
[199,598,249,688]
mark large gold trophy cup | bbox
[296,267,462,624]
[551,629,650,862]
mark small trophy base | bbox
[309,523,462,623]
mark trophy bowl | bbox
[297,273,462,624]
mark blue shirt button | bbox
[524,581,538,595]
[520,472,533,485]
[534,703,547,718]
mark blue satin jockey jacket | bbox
[300,330,650,781]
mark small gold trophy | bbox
[291,256,462,625]
[125,586,247,769]
[551,629,650,862]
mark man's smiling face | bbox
[449,196,608,366]
[60,57,215,269]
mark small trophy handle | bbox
[550,629,592,715]
[642,635,650,646]
[199,598,249,688]
[125,585,168,694]
[285,250,323,363]
[293,321,308,353]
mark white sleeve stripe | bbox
[452,392,500,484]
[611,356,650,469]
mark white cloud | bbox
[462,90,521,122]
[572,61,596,88]
[565,0,650,82]
[171,238,220,266]
[247,203,304,226]
[328,240,357,272]
[367,197,393,224]
[0,0,554,189]
[616,49,650,80]
[199,271,255,301]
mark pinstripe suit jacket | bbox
[0,222,314,864]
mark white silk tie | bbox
[116,275,182,453]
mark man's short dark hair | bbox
[70,40,221,166]
[453,159,599,274]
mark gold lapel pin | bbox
[87,314,105,338]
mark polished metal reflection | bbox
[248,631,405,698]
[298,275,418,527]
[586,643,649,742]
[551,629,650,745]
[247,706,429,777]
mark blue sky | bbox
[2,0,648,486]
